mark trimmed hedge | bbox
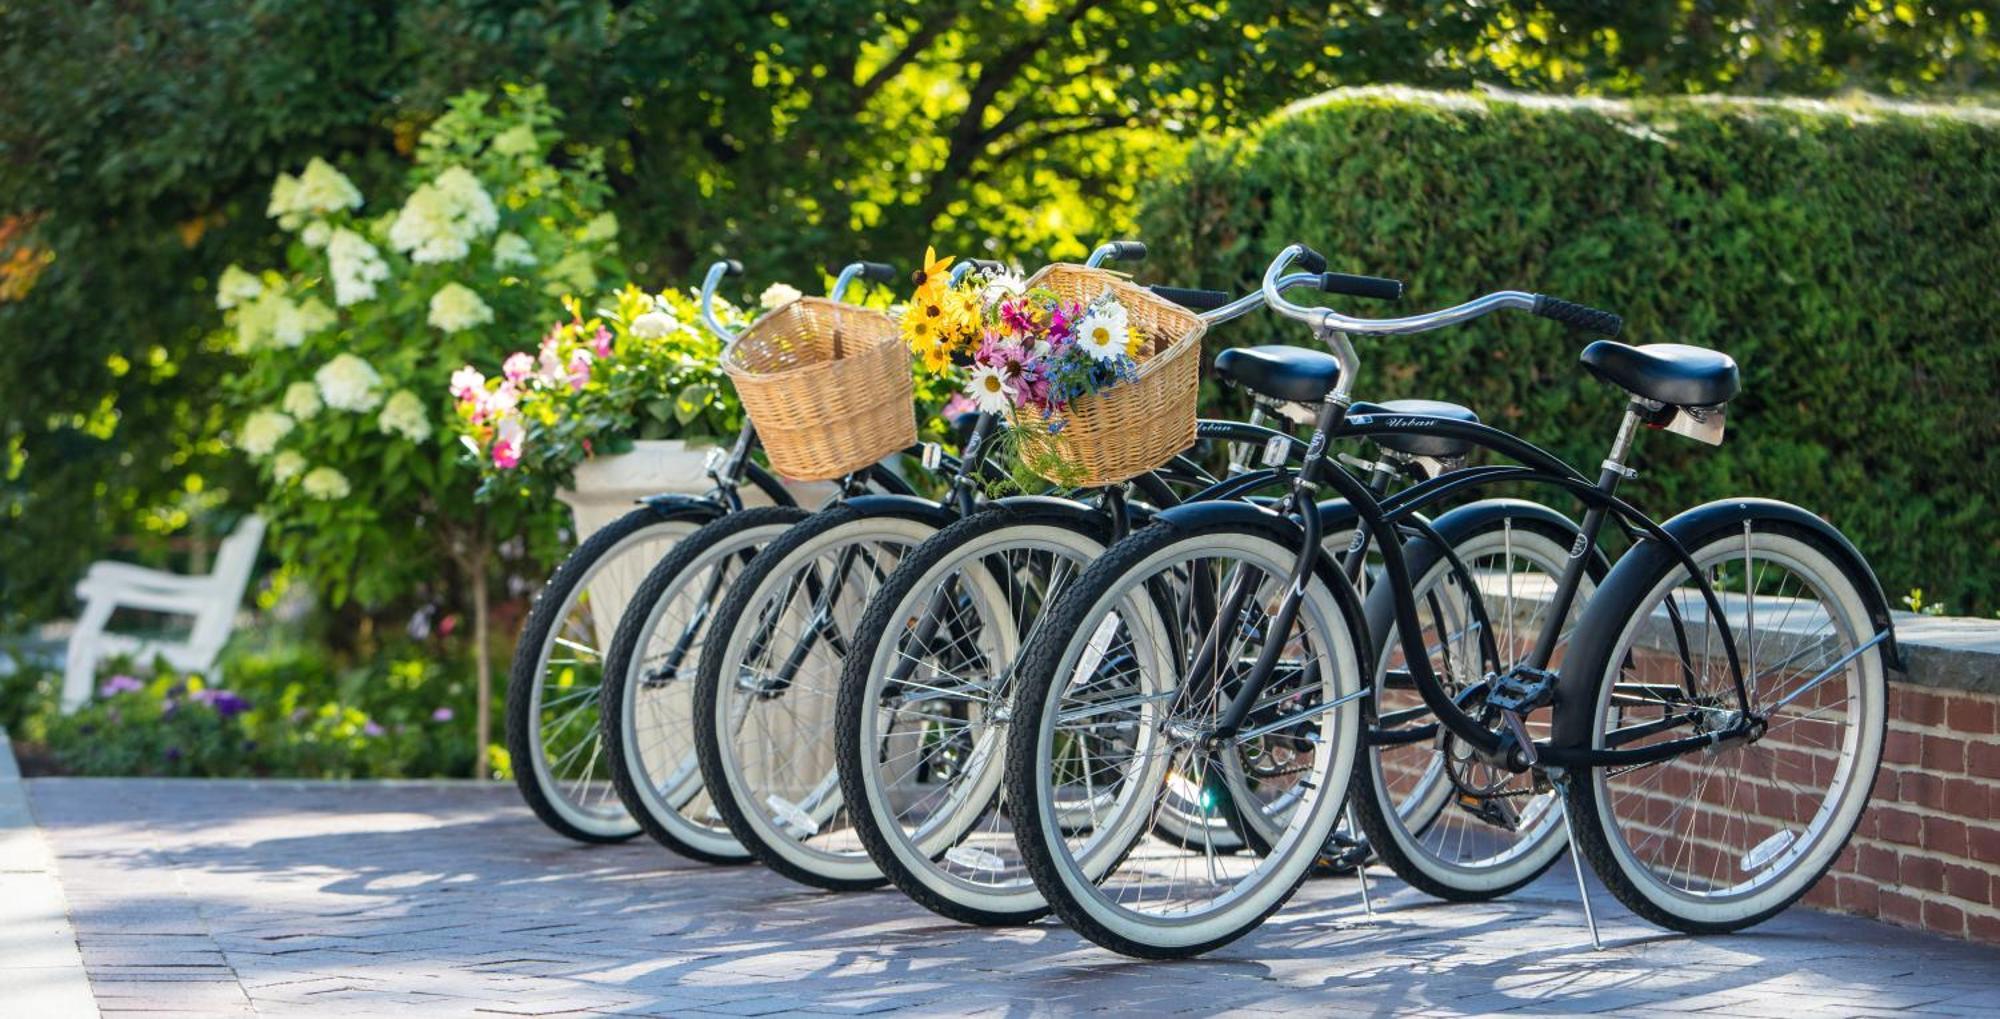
[1140,88,2000,613]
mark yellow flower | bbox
[918,339,953,374]
[911,246,955,299]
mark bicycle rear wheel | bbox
[1562,509,1887,933]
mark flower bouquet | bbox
[902,250,1206,487]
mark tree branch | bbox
[852,14,952,110]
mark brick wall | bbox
[1799,682,2000,944]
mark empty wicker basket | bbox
[722,297,917,481]
[1010,264,1207,486]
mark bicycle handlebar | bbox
[1085,240,1146,268]
[1148,286,1233,312]
[700,258,744,342]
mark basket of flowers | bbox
[905,253,1206,487]
[722,291,916,481]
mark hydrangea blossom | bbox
[269,296,336,348]
[300,220,331,248]
[630,307,678,339]
[377,390,432,442]
[269,158,362,229]
[428,283,494,333]
[326,229,390,306]
[301,466,351,500]
[271,450,307,482]
[389,165,498,264]
[491,231,536,270]
[491,123,539,157]
[238,409,294,457]
[315,353,383,412]
[759,282,803,309]
[282,381,322,420]
[215,265,264,309]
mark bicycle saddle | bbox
[1349,399,1479,459]
[1214,345,1340,403]
[1579,341,1739,407]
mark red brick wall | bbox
[1801,683,2000,945]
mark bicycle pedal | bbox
[1485,666,1558,714]
[1455,791,1521,831]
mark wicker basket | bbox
[1010,264,1207,486]
[722,297,917,481]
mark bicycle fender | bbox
[636,494,730,523]
[1551,497,1900,751]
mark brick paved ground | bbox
[12,778,2000,1017]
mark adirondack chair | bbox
[61,515,266,712]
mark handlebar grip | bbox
[1532,294,1624,337]
[1320,272,1404,302]
[1107,240,1147,262]
[965,258,1005,273]
[1147,285,1232,312]
[1294,245,1328,274]
[721,258,744,277]
[858,261,898,284]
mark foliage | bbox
[5,1,1996,628]
[215,85,618,609]
[1138,89,2000,612]
[8,636,488,780]
[449,285,752,502]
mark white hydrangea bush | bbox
[214,85,619,609]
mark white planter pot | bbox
[554,439,836,646]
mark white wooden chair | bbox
[61,515,266,712]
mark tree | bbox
[3,0,1993,631]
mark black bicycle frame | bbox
[1198,402,1756,772]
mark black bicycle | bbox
[1002,242,1894,957]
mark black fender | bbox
[1551,497,1900,751]
[636,493,731,524]
[1149,499,1375,675]
[833,493,963,530]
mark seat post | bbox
[1518,404,1644,673]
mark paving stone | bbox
[15,777,2000,1017]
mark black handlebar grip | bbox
[1294,245,1328,274]
[721,258,744,277]
[1107,240,1147,262]
[858,261,898,284]
[1320,272,1404,302]
[1532,294,1624,337]
[965,258,1005,273]
[1147,285,1232,311]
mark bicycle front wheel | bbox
[1004,517,1365,958]
[1562,509,1887,933]
[506,506,706,842]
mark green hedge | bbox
[1139,88,2000,614]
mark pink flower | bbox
[566,349,593,392]
[449,366,485,401]
[362,720,385,737]
[502,352,534,383]
[591,325,614,358]
[431,707,454,722]
[999,299,1038,336]
[491,418,525,469]
[941,393,977,418]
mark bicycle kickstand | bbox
[1552,773,1604,951]
[1347,806,1375,919]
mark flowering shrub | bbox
[215,84,618,610]
[447,284,756,497]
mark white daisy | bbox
[1073,301,1130,362]
[966,364,1014,414]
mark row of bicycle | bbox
[504,240,1893,959]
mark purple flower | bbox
[363,720,385,737]
[204,690,251,719]
[431,707,454,723]
[99,674,144,698]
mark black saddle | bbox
[1580,341,1739,407]
[1214,345,1340,403]
[1350,399,1479,459]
